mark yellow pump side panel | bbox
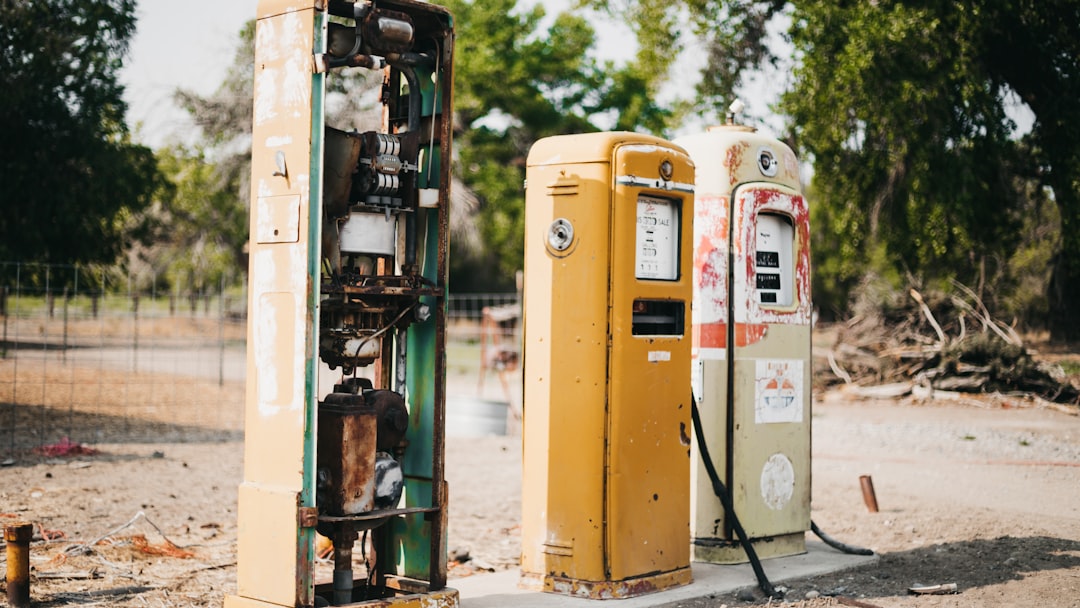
[230,4,317,606]
[606,146,694,580]
[521,162,612,582]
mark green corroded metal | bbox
[393,207,440,578]
[300,7,328,599]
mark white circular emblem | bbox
[757,147,778,177]
[760,453,795,510]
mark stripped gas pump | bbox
[226,2,456,607]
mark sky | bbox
[118,1,782,150]
[120,0,260,148]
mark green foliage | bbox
[140,146,248,293]
[149,20,386,291]
[445,0,671,289]
[0,0,163,265]
[584,0,787,122]
[781,1,1078,338]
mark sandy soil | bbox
[1,388,1078,607]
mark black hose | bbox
[689,392,783,600]
[811,521,874,556]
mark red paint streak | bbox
[693,194,729,340]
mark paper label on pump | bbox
[754,359,804,424]
[635,195,679,280]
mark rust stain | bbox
[542,568,692,599]
[724,141,750,186]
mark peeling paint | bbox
[724,141,750,186]
[254,66,280,125]
[265,135,294,147]
[760,452,795,510]
[692,194,729,353]
[732,187,811,326]
[619,144,660,154]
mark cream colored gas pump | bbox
[227,2,456,607]
[520,132,696,599]
[675,123,812,564]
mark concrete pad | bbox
[452,540,878,607]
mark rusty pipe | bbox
[388,61,422,269]
[859,475,879,513]
[332,524,357,605]
[5,521,33,608]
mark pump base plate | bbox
[691,531,806,565]
[519,566,692,600]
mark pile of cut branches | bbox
[821,282,1080,406]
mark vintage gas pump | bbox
[226,2,455,607]
[674,121,812,565]
[520,132,695,598]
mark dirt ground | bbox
[1,376,1079,607]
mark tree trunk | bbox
[1047,199,1080,343]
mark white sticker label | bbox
[760,453,795,510]
[636,195,679,280]
[691,358,704,400]
[754,359,804,424]
[648,350,672,363]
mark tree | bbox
[782,1,1079,340]
[582,0,787,124]
[976,1,1080,341]
[596,1,1079,340]
[167,20,257,282]
[444,0,671,289]
[162,20,383,287]
[783,2,1028,316]
[0,0,162,265]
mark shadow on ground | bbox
[0,401,241,459]
[693,535,1080,605]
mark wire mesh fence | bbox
[0,262,247,457]
[0,261,520,458]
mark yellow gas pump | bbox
[227,2,456,607]
[674,123,812,564]
[520,132,695,599]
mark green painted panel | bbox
[389,477,433,578]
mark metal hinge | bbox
[298,507,320,529]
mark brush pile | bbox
[819,282,1080,407]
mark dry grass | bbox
[3,315,245,343]
[0,359,243,450]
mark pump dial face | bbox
[635,195,679,280]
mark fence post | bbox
[62,287,69,363]
[1,287,7,359]
[132,294,139,372]
[219,276,226,387]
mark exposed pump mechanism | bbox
[228,1,456,607]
